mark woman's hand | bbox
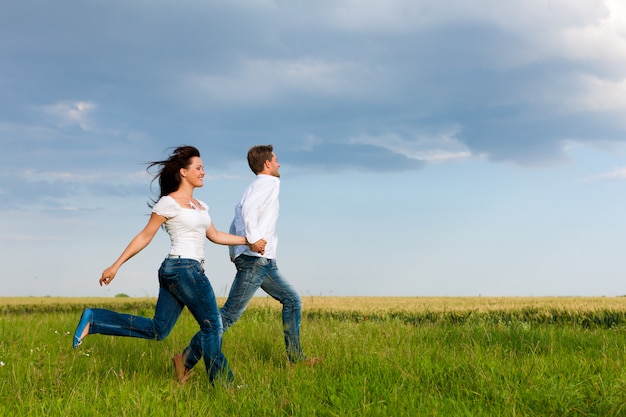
[249,239,266,255]
[99,266,118,286]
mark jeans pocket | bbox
[159,262,180,285]
[235,255,267,270]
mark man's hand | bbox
[249,239,266,255]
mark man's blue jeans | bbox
[184,255,304,367]
[88,257,232,383]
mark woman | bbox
[73,145,265,385]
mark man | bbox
[174,145,319,383]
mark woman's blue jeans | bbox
[88,257,232,383]
[183,255,304,368]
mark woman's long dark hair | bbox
[147,145,200,206]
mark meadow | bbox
[1,296,626,416]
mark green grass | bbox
[1,298,626,416]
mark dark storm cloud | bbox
[1,0,624,187]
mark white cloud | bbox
[297,135,325,152]
[558,0,626,66]
[351,129,474,163]
[42,101,97,131]
[325,0,607,33]
[325,0,624,72]
[563,76,626,115]
[578,166,626,182]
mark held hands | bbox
[249,238,267,255]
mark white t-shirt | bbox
[152,195,211,262]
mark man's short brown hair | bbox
[247,144,274,174]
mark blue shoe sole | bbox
[73,308,93,349]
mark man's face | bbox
[267,152,280,178]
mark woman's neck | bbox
[170,191,193,200]
[170,183,194,200]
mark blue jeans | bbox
[88,257,232,383]
[183,255,304,367]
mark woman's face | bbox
[181,156,205,187]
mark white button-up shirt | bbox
[230,174,280,260]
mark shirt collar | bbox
[256,174,280,183]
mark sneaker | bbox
[73,308,93,349]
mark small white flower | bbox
[0,361,5,366]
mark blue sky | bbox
[2,0,626,297]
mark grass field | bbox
[1,296,625,416]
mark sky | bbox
[1,0,626,298]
